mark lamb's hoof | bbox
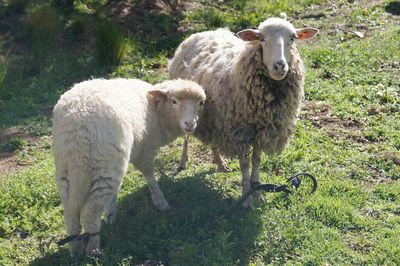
[155,200,171,212]
[86,248,102,258]
[252,190,265,202]
[69,240,84,259]
[241,196,253,209]
[177,165,185,172]
[85,236,101,257]
[106,211,117,224]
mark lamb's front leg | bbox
[250,147,263,201]
[137,158,171,211]
[239,148,252,208]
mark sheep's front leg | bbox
[250,147,263,201]
[177,135,189,172]
[212,146,232,172]
[239,149,252,208]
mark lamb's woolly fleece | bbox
[169,27,304,156]
[53,78,205,256]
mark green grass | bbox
[0,0,399,265]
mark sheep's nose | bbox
[273,60,286,71]
[185,121,195,129]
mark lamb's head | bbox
[237,18,318,81]
[149,79,206,134]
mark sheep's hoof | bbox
[218,164,232,173]
[177,165,185,172]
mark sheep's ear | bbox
[148,89,168,103]
[296,28,319,40]
[236,29,262,41]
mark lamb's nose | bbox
[273,60,286,71]
[185,121,195,129]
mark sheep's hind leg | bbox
[212,147,232,172]
[82,176,120,257]
[239,148,252,208]
[250,147,264,201]
[177,135,189,172]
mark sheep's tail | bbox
[54,124,92,215]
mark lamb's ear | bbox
[236,29,262,41]
[296,28,319,40]
[148,89,168,104]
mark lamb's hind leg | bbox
[64,200,84,258]
[82,176,120,257]
[239,148,252,208]
[56,174,85,258]
[250,147,264,201]
[212,147,232,172]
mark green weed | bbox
[95,20,128,66]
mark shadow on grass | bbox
[385,1,400,15]
[30,170,263,265]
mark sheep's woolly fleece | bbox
[169,27,305,157]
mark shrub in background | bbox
[95,20,127,65]
[0,41,9,89]
[67,15,91,36]
[3,0,30,14]
[26,4,62,73]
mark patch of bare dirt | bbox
[294,0,400,42]
[0,127,40,178]
[302,101,371,143]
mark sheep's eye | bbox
[172,99,177,105]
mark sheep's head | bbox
[148,79,206,134]
[237,18,318,81]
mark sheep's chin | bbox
[268,70,288,81]
[182,128,195,134]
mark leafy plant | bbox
[2,137,28,152]
[95,20,128,65]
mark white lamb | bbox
[169,18,318,207]
[53,78,206,257]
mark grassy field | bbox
[0,0,399,265]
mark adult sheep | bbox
[53,78,206,257]
[169,18,318,207]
